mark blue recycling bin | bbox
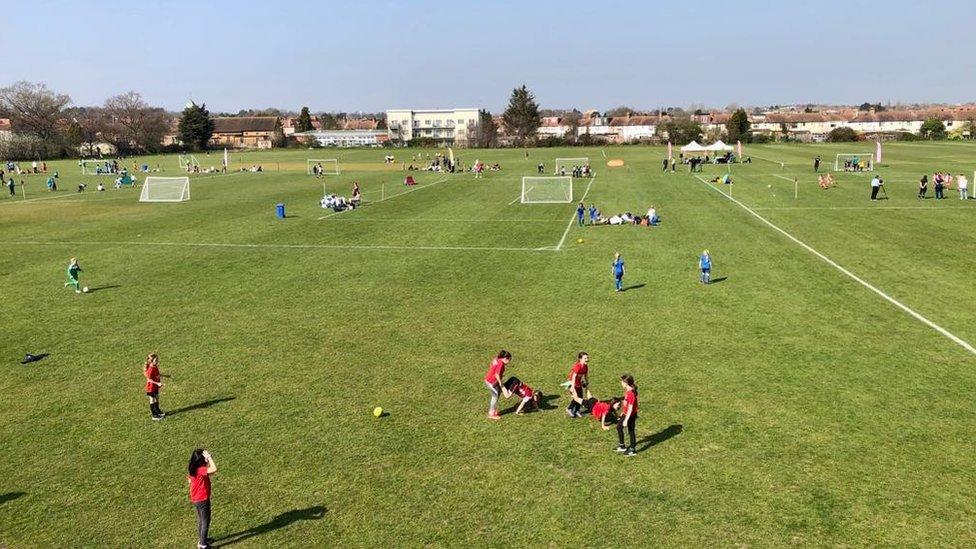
[275,203,285,219]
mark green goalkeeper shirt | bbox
[67,264,80,280]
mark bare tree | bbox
[0,81,71,141]
[66,107,109,157]
[103,91,171,153]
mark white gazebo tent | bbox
[706,140,734,152]
[679,141,708,155]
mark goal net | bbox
[307,158,340,175]
[834,153,874,172]
[80,159,118,175]
[140,177,190,202]
[555,157,589,175]
[521,176,573,203]
[178,154,200,171]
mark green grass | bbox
[2,142,976,547]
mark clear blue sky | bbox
[3,0,975,113]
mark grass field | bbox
[2,142,976,547]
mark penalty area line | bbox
[693,175,976,357]
[4,240,556,253]
[555,176,596,251]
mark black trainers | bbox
[624,448,637,457]
[615,445,627,453]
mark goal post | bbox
[521,176,573,204]
[80,159,118,175]
[834,153,874,172]
[307,158,340,175]
[554,157,589,175]
[178,154,200,170]
[140,176,190,202]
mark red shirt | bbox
[188,466,211,503]
[591,401,611,420]
[569,361,587,388]
[484,358,505,384]
[515,383,534,399]
[622,389,638,417]
[145,365,160,393]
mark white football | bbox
[82,287,89,293]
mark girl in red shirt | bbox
[616,374,639,456]
[503,376,542,414]
[590,397,622,430]
[188,448,217,549]
[565,352,589,418]
[484,350,512,420]
[144,353,165,420]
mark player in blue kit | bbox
[612,252,625,292]
[576,201,585,227]
[699,249,712,284]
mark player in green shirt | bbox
[64,258,82,293]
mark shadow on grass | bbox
[0,492,25,505]
[213,505,327,547]
[637,424,683,453]
[87,284,121,293]
[21,353,49,364]
[709,277,728,284]
[167,397,236,417]
[621,283,646,292]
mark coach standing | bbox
[870,175,881,200]
[188,449,217,549]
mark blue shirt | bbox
[588,206,596,219]
[576,205,585,217]
[700,254,711,269]
[613,258,624,277]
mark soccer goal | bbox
[80,159,117,175]
[555,157,589,175]
[178,154,200,171]
[307,158,340,175]
[521,176,573,203]
[834,153,874,172]
[140,176,190,202]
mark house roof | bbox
[213,117,280,134]
[608,115,661,127]
[343,119,379,130]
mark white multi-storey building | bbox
[385,108,481,146]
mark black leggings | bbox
[617,415,636,448]
[194,500,211,546]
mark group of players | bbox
[483,350,641,456]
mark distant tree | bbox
[297,107,314,132]
[606,106,637,117]
[858,102,873,112]
[919,118,947,140]
[178,102,215,151]
[562,110,581,144]
[470,109,498,148]
[779,122,790,141]
[803,105,816,113]
[103,91,170,153]
[826,127,859,142]
[319,113,342,130]
[656,117,703,144]
[0,81,71,142]
[375,117,387,130]
[725,108,751,142]
[502,85,541,144]
[67,107,109,156]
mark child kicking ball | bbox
[64,257,82,293]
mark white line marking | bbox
[772,174,796,183]
[555,176,596,251]
[317,177,448,220]
[508,194,522,206]
[693,175,976,357]
[4,240,555,253]
[321,217,564,223]
[754,205,973,211]
[601,149,607,159]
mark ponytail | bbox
[497,350,512,360]
[621,374,636,391]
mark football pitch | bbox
[2,142,976,546]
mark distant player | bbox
[503,376,542,414]
[699,250,712,284]
[537,163,544,174]
[576,202,585,227]
[612,252,625,292]
[615,374,639,456]
[144,353,165,420]
[565,352,589,418]
[588,203,598,225]
[484,350,512,420]
[64,258,82,293]
[662,158,668,171]
[814,155,821,172]
[591,397,622,430]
